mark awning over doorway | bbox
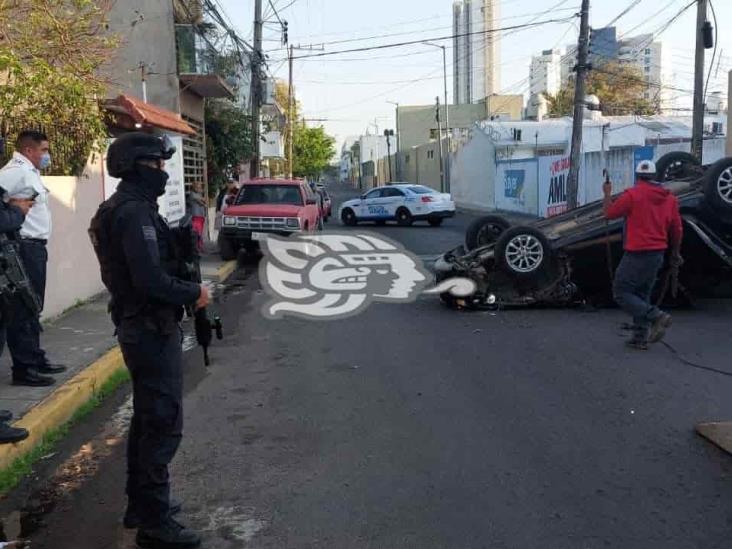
[103,95,197,136]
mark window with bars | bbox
[182,115,206,192]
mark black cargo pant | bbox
[118,314,183,529]
[7,239,49,375]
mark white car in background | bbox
[339,184,456,227]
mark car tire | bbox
[317,216,324,231]
[465,215,511,250]
[218,235,237,261]
[494,226,553,281]
[428,217,444,227]
[396,207,413,226]
[655,151,700,182]
[341,208,357,226]
[702,157,732,218]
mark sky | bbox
[217,0,732,150]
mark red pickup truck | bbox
[218,179,323,259]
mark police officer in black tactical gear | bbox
[89,132,209,549]
[0,186,33,444]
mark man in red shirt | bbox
[604,160,683,350]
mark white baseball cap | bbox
[636,160,657,175]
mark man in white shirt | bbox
[0,131,65,386]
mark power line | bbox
[267,6,578,54]
[290,16,577,60]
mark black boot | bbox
[0,423,29,444]
[124,499,183,529]
[12,369,55,387]
[37,363,67,374]
[136,518,201,549]
[626,329,649,351]
[0,410,13,422]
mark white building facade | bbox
[551,30,673,112]
[453,0,501,105]
[529,49,563,99]
[617,34,673,110]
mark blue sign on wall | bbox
[504,169,525,200]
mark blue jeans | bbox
[612,250,665,334]
[7,239,48,374]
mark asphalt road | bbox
[12,182,732,548]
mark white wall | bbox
[450,130,496,209]
[44,160,106,319]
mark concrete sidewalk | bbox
[0,254,235,470]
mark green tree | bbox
[205,99,253,194]
[293,124,335,179]
[0,0,118,175]
[544,62,659,118]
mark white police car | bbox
[339,184,456,227]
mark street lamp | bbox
[422,41,451,192]
[383,129,394,183]
[386,100,400,180]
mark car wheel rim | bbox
[717,168,732,205]
[477,224,503,246]
[505,235,544,273]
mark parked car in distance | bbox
[218,179,322,260]
[315,184,332,221]
[339,184,455,227]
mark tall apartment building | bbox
[529,49,563,99]
[616,34,673,109]
[453,0,501,105]
[548,27,673,111]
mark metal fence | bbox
[0,120,97,176]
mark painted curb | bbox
[0,347,126,471]
[215,260,237,283]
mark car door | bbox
[381,187,406,219]
[360,188,385,219]
[301,184,319,229]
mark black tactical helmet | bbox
[107,132,176,178]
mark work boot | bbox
[0,423,29,444]
[625,332,649,351]
[12,369,55,387]
[38,363,67,375]
[124,499,183,529]
[136,518,201,549]
[0,410,13,422]
[649,313,672,343]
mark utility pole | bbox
[250,0,263,178]
[287,44,324,179]
[691,0,709,162]
[384,129,394,182]
[566,0,590,211]
[436,96,445,193]
[387,101,400,180]
[423,42,451,191]
[288,44,294,179]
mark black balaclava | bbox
[136,163,170,197]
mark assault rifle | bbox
[170,216,223,366]
[0,233,42,316]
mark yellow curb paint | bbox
[696,421,732,455]
[214,260,237,283]
[0,347,126,471]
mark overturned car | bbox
[434,152,732,309]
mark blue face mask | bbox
[39,153,51,170]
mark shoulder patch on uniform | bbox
[142,226,157,241]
